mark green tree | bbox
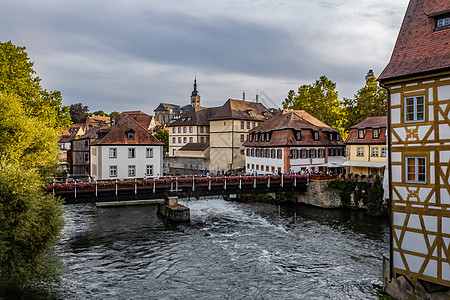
[109,111,122,124]
[282,75,346,135]
[69,102,89,124]
[0,41,71,131]
[155,129,169,154]
[92,110,108,117]
[343,76,387,132]
[0,42,67,287]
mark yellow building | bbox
[343,116,387,176]
[379,0,450,291]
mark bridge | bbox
[47,175,310,205]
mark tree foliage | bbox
[69,102,89,124]
[0,41,66,287]
[0,41,71,131]
[282,75,346,135]
[343,76,387,132]
[92,110,108,117]
[155,129,169,154]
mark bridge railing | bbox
[45,174,310,197]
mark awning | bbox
[341,160,386,168]
[325,156,346,168]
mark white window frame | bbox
[405,157,426,184]
[109,148,117,158]
[314,131,319,141]
[437,17,450,28]
[146,148,153,158]
[357,147,364,157]
[404,95,425,123]
[371,147,379,157]
[146,165,153,176]
[128,165,136,177]
[373,128,379,139]
[110,165,117,177]
[381,147,387,157]
[128,148,136,158]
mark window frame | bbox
[371,147,379,157]
[373,128,379,139]
[146,165,153,176]
[358,129,364,139]
[405,156,426,184]
[109,165,117,177]
[404,95,425,123]
[381,147,387,157]
[357,147,364,157]
[128,165,136,177]
[146,148,153,158]
[109,148,117,158]
[128,148,136,158]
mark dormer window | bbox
[373,128,380,139]
[255,132,259,142]
[329,132,333,141]
[249,133,254,142]
[127,130,135,140]
[266,132,271,142]
[436,16,450,30]
[295,130,301,141]
[247,110,253,116]
[358,129,364,139]
[336,134,340,141]
[261,133,265,142]
[314,131,319,141]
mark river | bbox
[10,198,389,299]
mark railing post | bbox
[192,176,195,191]
[224,176,227,190]
[53,182,55,195]
[294,176,297,187]
[95,180,98,197]
[153,180,156,193]
[176,177,178,191]
[267,176,270,188]
[209,177,211,191]
[135,178,137,195]
[239,175,242,189]
[74,181,77,199]
[115,180,118,196]
[170,178,173,192]
[253,177,256,189]
[281,174,284,187]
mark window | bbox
[146,148,153,158]
[310,149,315,158]
[146,165,153,176]
[178,127,181,133]
[358,130,364,139]
[190,137,193,143]
[329,133,333,141]
[381,147,387,157]
[436,17,450,30]
[405,95,425,122]
[172,128,176,133]
[240,149,244,155]
[183,137,187,143]
[183,127,187,133]
[277,149,282,159]
[200,127,204,133]
[336,134,340,141]
[266,166,269,172]
[357,147,364,157]
[201,137,204,143]
[127,131,135,140]
[109,166,117,177]
[241,134,245,142]
[266,149,270,158]
[261,133,265,142]
[247,122,250,129]
[173,137,176,143]
[178,137,181,143]
[314,131,319,141]
[371,147,379,157]
[128,148,135,158]
[246,149,250,156]
[251,148,254,157]
[206,137,209,143]
[251,164,254,169]
[206,127,210,133]
[249,133,254,142]
[255,133,259,142]
[128,165,136,177]
[256,149,261,157]
[301,149,306,159]
[256,165,259,171]
[241,122,244,129]
[295,131,301,141]
[406,157,426,183]
[85,153,89,161]
[272,166,275,173]
[189,127,193,133]
[266,132,271,142]
[252,122,256,128]
[247,163,250,169]
[109,148,117,158]
[373,129,379,139]
[271,149,276,159]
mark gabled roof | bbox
[168,106,220,127]
[249,110,338,133]
[77,126,108,140]
[91,116,164,146]
[178,142,209,151]
[121,111,154,129]
[208,99,272,121]
[379,0,450,81]
[349,116,387,129]
[154,103,181,112]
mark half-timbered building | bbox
[379,0,450,289]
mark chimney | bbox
[256,93,259,103]
[242,90,245,101]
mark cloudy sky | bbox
[2,0,409,113]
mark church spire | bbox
[190,75,200,106]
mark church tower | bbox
[190,77,200,106]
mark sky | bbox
[1,0,409,114]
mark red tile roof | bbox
[208,99,272,121]
[346,116,387,145]
[91,116,164,146]
[168,106,220,127]
[379,0,450,81]
[178,142,210,151]
[121,111,154,129]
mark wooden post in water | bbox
[281,174,284,187]
[192,176,195,191]
[74,181,77,199]
[115,180,118,196]
[224,176,227,190]
[239,175,241,189]
[135,178,137,195]
[267,176,270,188]
[208,177,211,191]
[95,181,98,197]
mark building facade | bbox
[343,116,387,176]
[90,116,164,180]
[379,0,450,288]
[71,126,106,176]
[244,110,345,174]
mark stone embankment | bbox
[293,175,341,208]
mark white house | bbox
[243,110,345,174]
[90,116,164,180]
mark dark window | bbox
[295,131,301,141]
[329,133,333,141]
[127,132,135,140]
[314,131,319,141]
[249,133,254,142]
[405,95,425,122]
[255,133,259,142]
[266,132,271,142]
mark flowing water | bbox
[8,198,389,299]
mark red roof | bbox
[208,99,272,121]
[121,111,153,129]
[345,116,387,145]
[91,116,163,146]
[379,0,450,81]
